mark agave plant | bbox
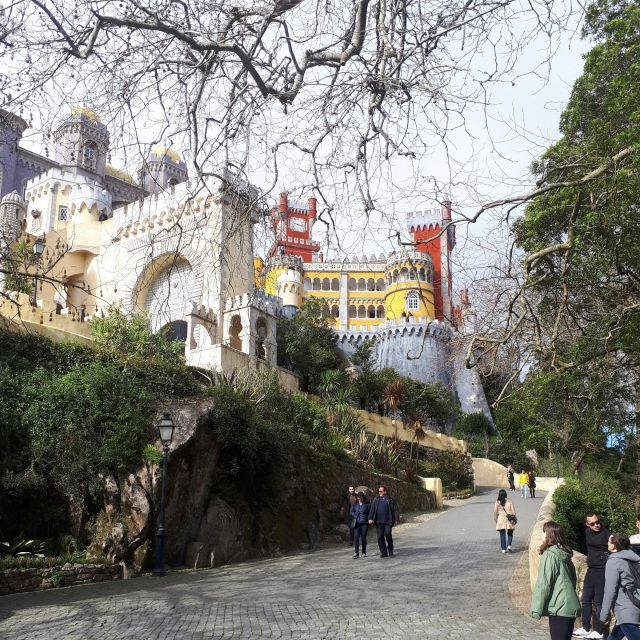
[0,535,47,558]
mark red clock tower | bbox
[268,191,320,262]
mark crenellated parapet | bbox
[224,289,284,317]
[385,249,434,272]
[267,253,304,271]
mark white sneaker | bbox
[501,549,506,553]
[584,632,603,640]
[572,629,588,638]
[507,545,512,552]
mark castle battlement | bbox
[224,289,284,316]
[267,254,304,270]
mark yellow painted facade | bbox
[262,251,436,331]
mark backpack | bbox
[624,559,640,609]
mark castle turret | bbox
[54,108,109,178]
[383,250,435,321]
[0,190,26,247]
[406,197,456,322]
[263,254,304,317]
[139,146,188,194]
[0,110,28,199]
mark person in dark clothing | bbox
[345,486,357,546]
[368,486,400,557]
[350,492,370,558]
[572,513,610,639]
[529,472,537,498]
[507,465,516,491]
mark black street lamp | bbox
[31,237,45,307]
[153,413,175,577]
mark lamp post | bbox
[31,237,45,307]
[153,413,175,577]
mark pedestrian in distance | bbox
[531,521,581,640]
[494,488,517,553]
[599,532,640,640]
[573,513,610,639]
[630,513,640,557]
[520,469,530,499]
[507,464,516,491]
[368,485,400,558]
[530,471,537,498]
[350,491,370,559]
[345,485,357,546]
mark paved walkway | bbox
[0,488,549,639]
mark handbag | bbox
[349,516,357,529]
[506,513,518,526]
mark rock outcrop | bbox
[91,398,437,573]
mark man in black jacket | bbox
[572,512,610,639]
[368,486,400,557]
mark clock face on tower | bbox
[288,217,306,232]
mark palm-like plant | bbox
[382,381,406,439]
[405,411,428,467]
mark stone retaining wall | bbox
[528,482,588,597]
[0,563,121,596]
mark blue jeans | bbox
[608,624,640,640]
[498,529,513,551]
[353,523,368,555]
[521,483,528,498]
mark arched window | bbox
[255,317,268,359]
[376,278,385,291]
[303,277,312,291]
[331,278,340,291]
[367,278,375,291]
[400,267,409,281]
[312,277,321,290]
[409,269,417,280]
[348,305,357,318]
[321,303,330,317]
[229,315,242,350]
[393,270,399,283]
[418,268,426,282]
[331,305,339,318]
[357,305,366,318]
[322,277,330,291]
[83,141,98,170]
[367,305,376,318]
[357,278,366,291]
[406,291,420,311]
[348,278,357,291]
[376,305,385,318]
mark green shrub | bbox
[421,451,473,492]
[553,467,636,553]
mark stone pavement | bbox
[0,487,549,640]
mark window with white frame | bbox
[405,290,420,310]
[58,206,69,221]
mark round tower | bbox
[383,250,435,321]
[263,254,303,318]
[139,146,188,194]
[0,190,27,247]
[54,107,109,178]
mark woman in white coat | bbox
[493,488,517,553]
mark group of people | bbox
[507,464,537,498]
[345,485,400,559]
[529,510,640,640]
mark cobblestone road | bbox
[0,488,550,639]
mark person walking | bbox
[573,513,610,639]
[350,491,370,559]
[493,488,517,553]
[507,464,516,491]
[530,471,537,498]
[520,469,530,499]
[599,532,640,640]
[345,485,357,546]
[531,521,581,640]
[368,485,400,558]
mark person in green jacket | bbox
[531,521,582,640]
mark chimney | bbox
[319,252,324,263]
[441,194,452,221]
[279,191,289,217]
[308,196,317,230]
